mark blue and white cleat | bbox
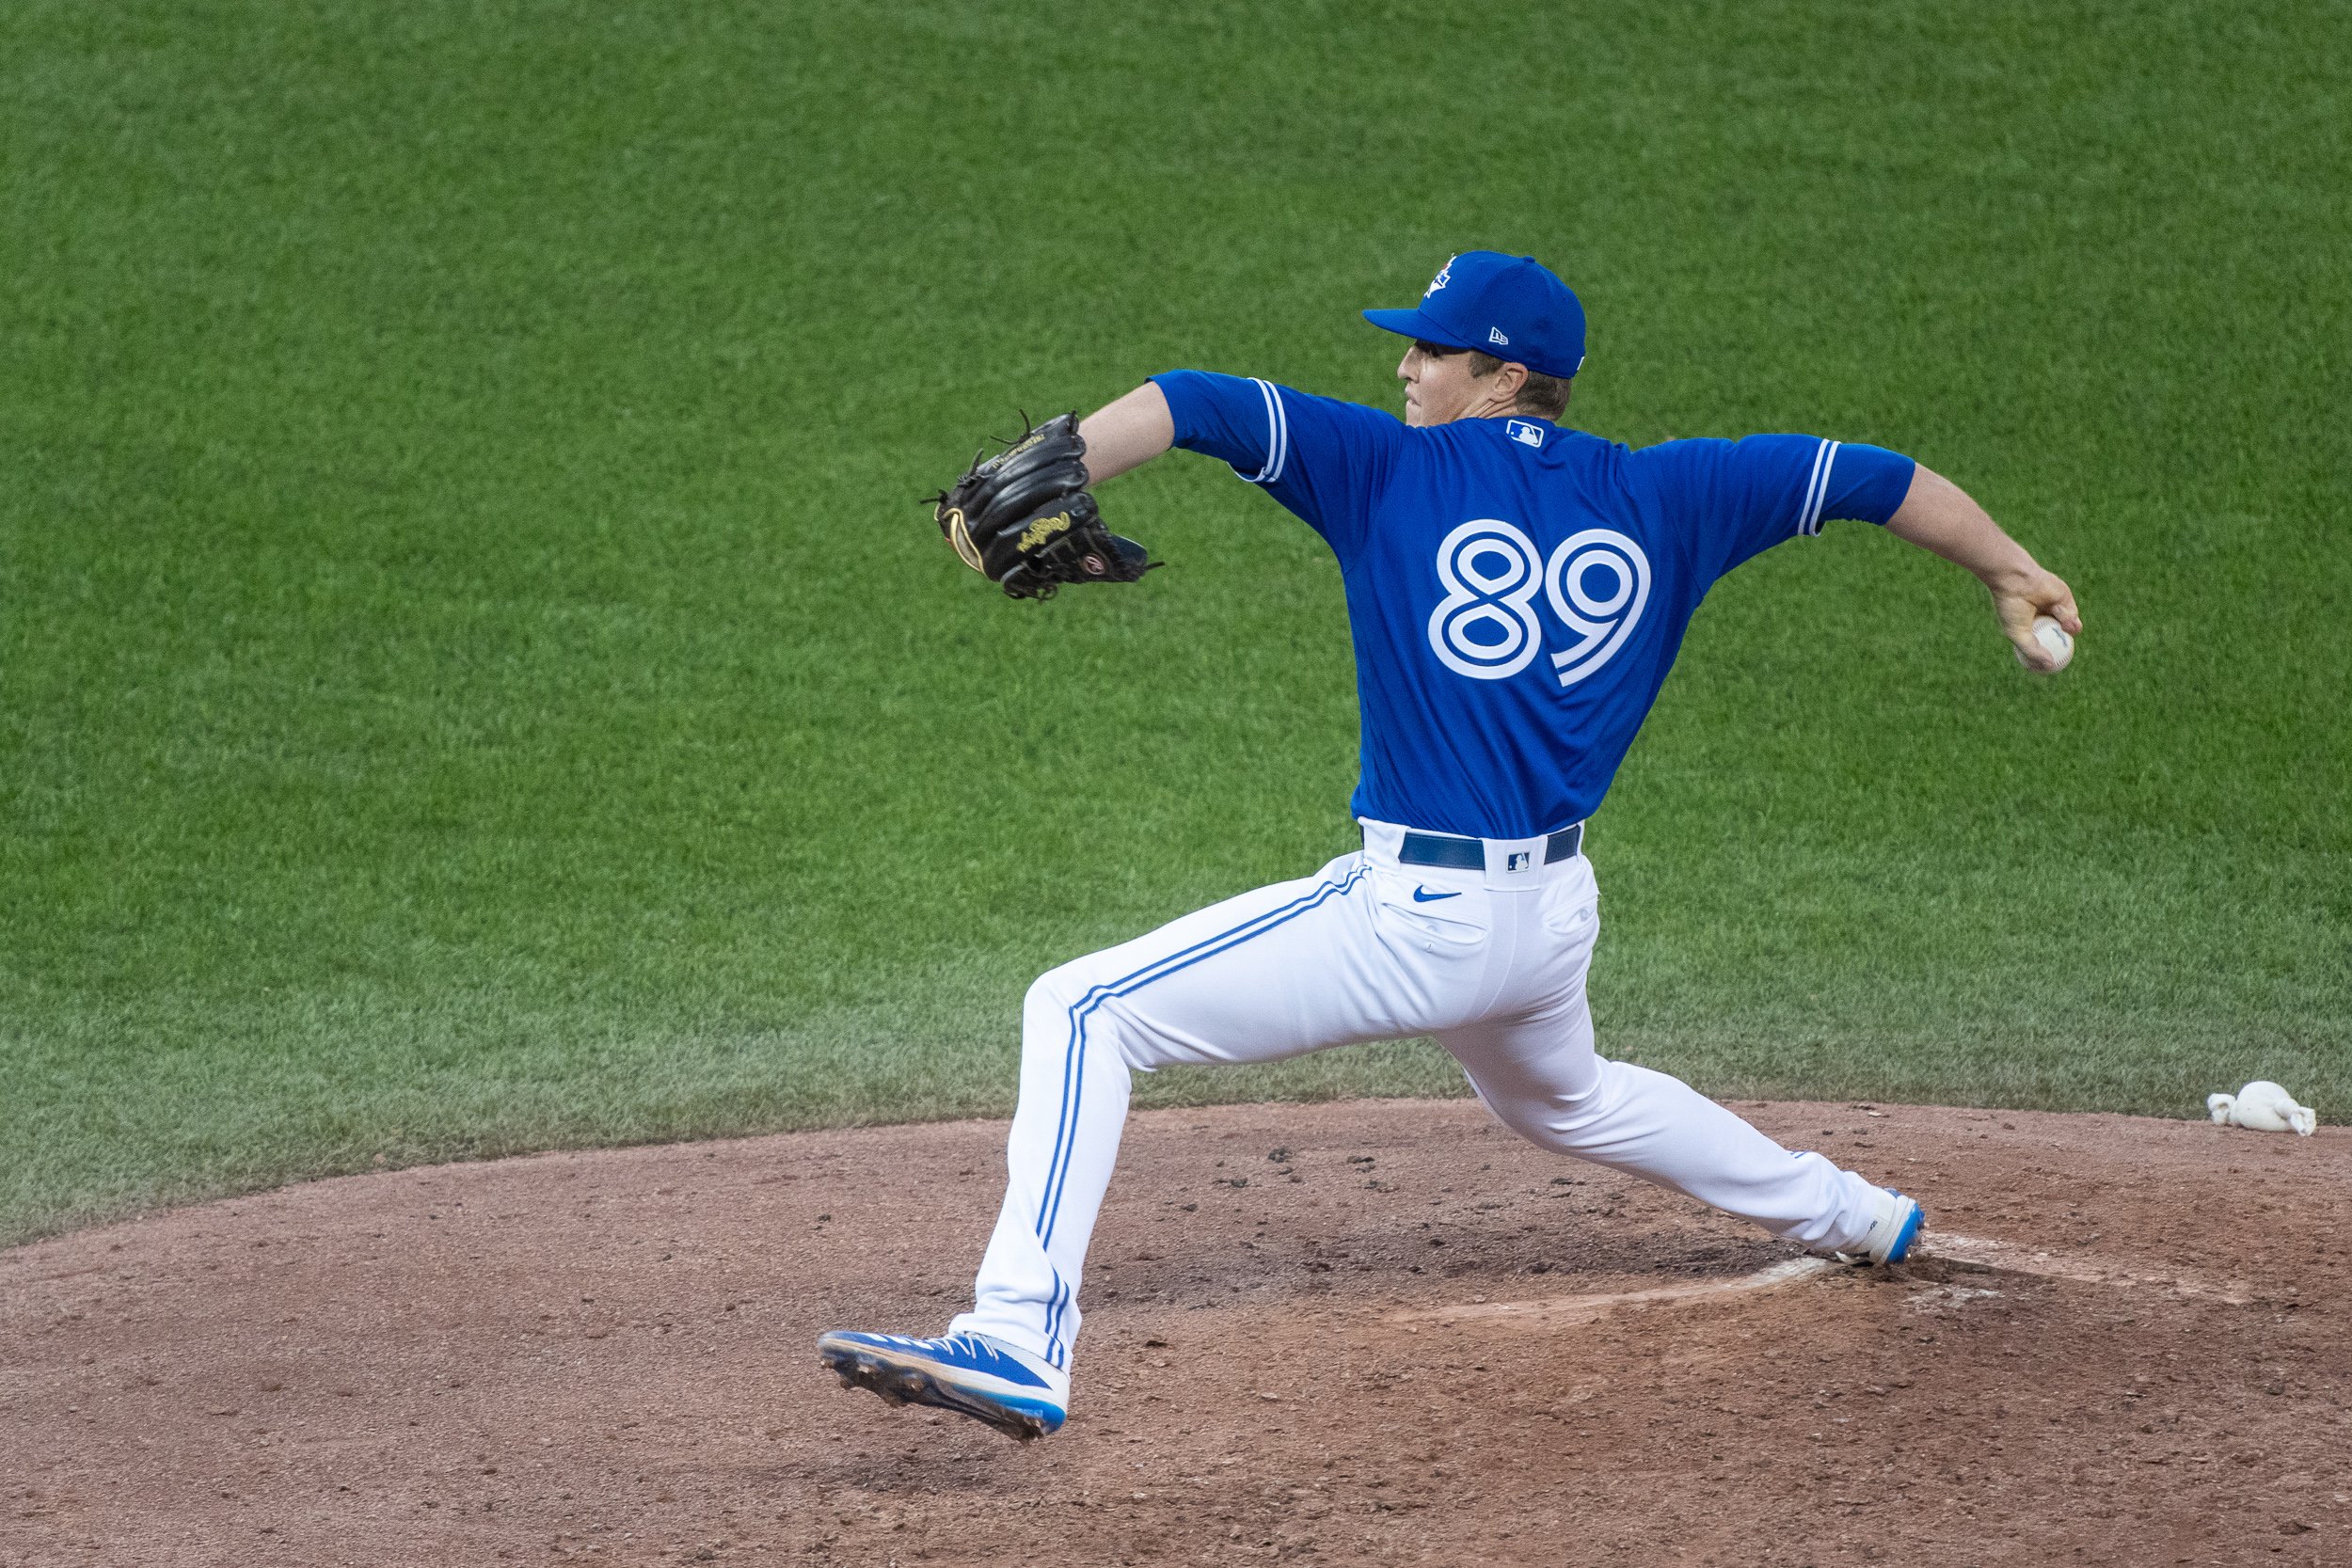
[1826,1187,1925,1266]
[817,1330,1070,1442]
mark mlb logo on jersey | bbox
[1505,420,1546,449]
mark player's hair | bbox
[1415,340,1572,420]
[1467,349,1571,420]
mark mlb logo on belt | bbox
[1506,851,1533,872]
[1505,420,1546,450]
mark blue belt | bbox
[1396,822,1583,871]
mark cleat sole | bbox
[818,1343,1055,1443]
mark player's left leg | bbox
[1438,859,1899,1255]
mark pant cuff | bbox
[946,1309,1055,1364]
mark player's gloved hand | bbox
[931,412,1160,600]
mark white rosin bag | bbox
[2206,1081,2319,1136]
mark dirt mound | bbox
[4,1100,2345,1566]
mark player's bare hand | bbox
[1991,569,2081,672]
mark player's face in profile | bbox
[1395,341,1486,427]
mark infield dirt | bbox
[4,1100,2345,1567]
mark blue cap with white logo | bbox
[1362,251,1587,379]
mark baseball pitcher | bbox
[820,250,2082,1440]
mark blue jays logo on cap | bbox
[1365,250,1587,381]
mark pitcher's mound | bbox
[5,1099,2346,1566]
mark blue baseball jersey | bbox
[1151,371,1917,838]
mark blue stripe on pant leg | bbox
[1033,1275,1068,1370]
[1034,863,1368,1361]
[1041,863,1368,1244]
[1042,1271,1066,1365]
[1030,863,1371,1259]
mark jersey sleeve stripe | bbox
[1796,438,1830,536]
[1799,438,1841,535]
[1247,378,1279,482]
[1272,385,1290,483]
[1245,377,1290,485]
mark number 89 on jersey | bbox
[1427,519,1652,687]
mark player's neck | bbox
[1435,400,1521,426]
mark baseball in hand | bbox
[2015,615,2074,673]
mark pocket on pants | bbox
[1537,866,1598,938]
[1371,871,1487,948]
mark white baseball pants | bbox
[948,819,1886,1370]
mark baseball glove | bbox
[931,412,1158,600]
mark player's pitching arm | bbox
[1884,465,2082,672]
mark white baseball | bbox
[2016,615,2074,673]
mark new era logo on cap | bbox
[1362,250,1588,380]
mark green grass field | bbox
[5,0,2346,1245]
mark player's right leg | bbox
[946,849,1408,1370]
[820,846,1438,1437]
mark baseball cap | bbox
[1362,251,1586,379]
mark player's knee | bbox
[1024,962,1096,1026]
[1471,1074,1609,1151]
[1023,962,1163,1072]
